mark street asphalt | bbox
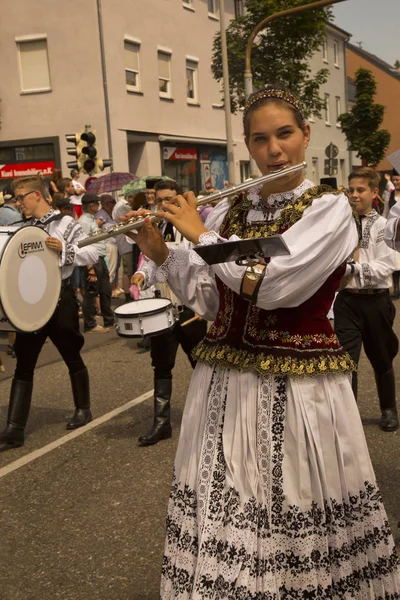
[0,300,399,600]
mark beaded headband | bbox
[243,88,304,122]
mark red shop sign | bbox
[163,147,198,161]
[0,161,55,179]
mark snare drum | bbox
[0,226,62,332]
[114,298,177,338]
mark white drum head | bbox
[114,298,172,317]
[0,226,62,332]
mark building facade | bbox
[0,1,351,192]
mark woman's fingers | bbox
[183,191,198,209]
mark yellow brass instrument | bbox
[77,161,307,248]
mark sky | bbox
[332,0,399,67]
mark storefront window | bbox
[14,144,55,161]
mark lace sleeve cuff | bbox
[155,248,188,282]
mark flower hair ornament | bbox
[243,87,304,122]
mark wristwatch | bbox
[240,262,267,303]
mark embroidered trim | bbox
[362,263,373,287]
[220,185,338,240]
[192,343,356,376]
[64,242,75,266]
[360,209,379,248]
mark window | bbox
[324,93,330,124]
[335,96,341,126]
[322,39,328,62]
[186,59,198,104]
[208,0,219,16]
[16,36,51,93]
[183,0,193,5]
[211,73,223,107]
[158,51,172,98]
[333,40,339,67]
[240,161,250,182]
[124,39,140,92]
[234,0,246,16]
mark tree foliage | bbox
[339,68,391,166]
[211,0,332,116]
[394,59,400,70]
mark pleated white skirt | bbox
[160,363,400,599]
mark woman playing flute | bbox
[132,84,400,599]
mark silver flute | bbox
[77,161,307,248]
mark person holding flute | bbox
[135,84,400,597]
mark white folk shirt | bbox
[31,209,99,281]
[345,210,396,290]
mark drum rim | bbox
[114,297,173,319]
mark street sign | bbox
[325,143,339,159]
[324,158,338,176]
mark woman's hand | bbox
[45,237,63,253]
[155,192,208,245]
[126,210,169,266]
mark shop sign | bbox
[163,147,198,161]
[0,161,55,179]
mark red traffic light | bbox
[83,158,96,174]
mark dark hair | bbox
[348,167,381,190]
[57,178,73,193]
[51,168,62,183]
[154,179,183,196]
[100,193,116,207]
[70,169,79,178]
[243,83,306,139]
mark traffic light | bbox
[80,130,97,174]
[66,128,112,174]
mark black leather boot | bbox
[138,379,172,446]
[375,369,399,432]
[0,379,33,447]
[67,367,92,430]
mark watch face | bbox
[246,265,264,281]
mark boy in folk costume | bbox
[334,167,399,431]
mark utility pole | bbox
[219,0,236,184]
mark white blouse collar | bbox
[247,178,315,210]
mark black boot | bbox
[375,369,399,432]
[67,367,92,430]
[0,379,33,447]
[138,379,172,446]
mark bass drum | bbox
[0,225,62,332]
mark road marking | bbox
[0,389,154,480]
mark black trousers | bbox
[150,307,208,380]
[14,284,86,383]
[334,290,399,375]
[83,256,114,331]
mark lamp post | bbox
[244,0,348,172]
[220,0,236,184]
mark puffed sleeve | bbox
[210,192,358,309]
[384,201,400,250]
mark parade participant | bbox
[79,193,114,333]
[0,176,99,448]
[334,168,398,431]
[0,185,23,226]
[132,85,400,598]
[131,180,207,446]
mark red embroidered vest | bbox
[192,185,355,377]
